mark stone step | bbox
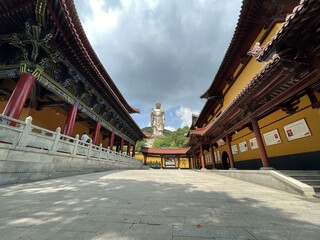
[281,171,320,176]
[313,186,320,192]
[279,170,320,196]
[291,175,320,180]
[299,180,320,185]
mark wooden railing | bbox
[0,114,141,167]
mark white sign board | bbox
[231,145,238,154]
[263,129,281,146]
[239,141,248,152]
[216,139,225,146]
[249,137,258,150]
[283,119,311,141]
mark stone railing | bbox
[0,114,141,167]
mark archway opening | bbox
[221,151,230,169]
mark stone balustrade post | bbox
[72,134,79,155]
[17,116,33,147]
[51,127,61,152]
[106,147,110,160]
[87,139,92,158]
[98,143,102,160]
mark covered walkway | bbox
[0,170,319,239]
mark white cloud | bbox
[176,107,198,128]
[82,0,120,42]
[165,126,176,132]
[74,0,242,128]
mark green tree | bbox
[135,139,147,152]
[152,126,189,148]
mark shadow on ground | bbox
[0,170,319,240]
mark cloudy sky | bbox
[74,0,242,131]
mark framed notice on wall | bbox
[263,129,282,146]
[231,145,238,154]
[283,118,311,141]
[239,141,248,152]
[249,137,258,150]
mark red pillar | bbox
[127,143,131,155]
[3,73,36,120]
[120,137,124,153]
[225,134,236,169]
[109,132,115,150]
[92,122,101,145]
[200,144,206,170]
[210,145,216,169]
[132,144,136,157]
[63,104,78,136]
[251,117,271,169]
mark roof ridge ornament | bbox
[247,42,265,59]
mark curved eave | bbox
[204,56,282,138]
[0,0,143,139]
[200,0,298,100]
[47,0,140,115]
[200,0,263,99]
[257,0,319,62]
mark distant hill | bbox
[141,127,172,136]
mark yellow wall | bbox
[135,153,190,168]
[205,22,320,164]
[222,58,263,112]
[0,101,113,147]
[215,95,320,163]
[220,23,284,115]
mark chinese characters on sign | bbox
[283,119,311,141]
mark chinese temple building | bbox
[0,0,145,152]
[137,147,190,169]
[187,0,320,170]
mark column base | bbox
[229,168,237,170]
[260,167,275,170]
[200,168,207,171]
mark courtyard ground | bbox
[0,169,319,239]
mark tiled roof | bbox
[257,0,319,61]
[196,0,298,128]
[0,0,144,139]
[204,55,281,137]
[143,132,152,138]
[188,124,212,137]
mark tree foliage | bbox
[152,126,189,148]
[135,139,147,152]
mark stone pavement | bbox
[0,169,319,240]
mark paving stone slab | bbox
[0,170,319,240]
